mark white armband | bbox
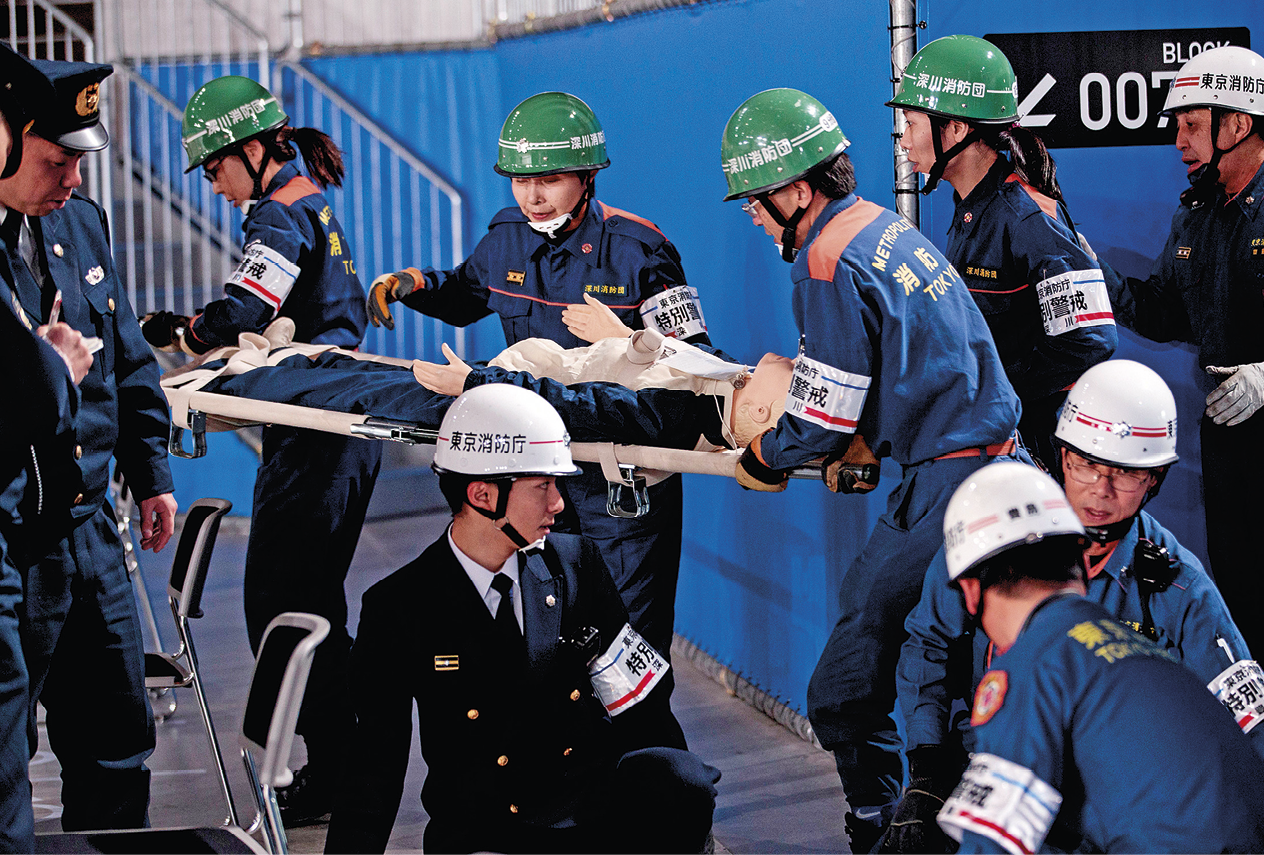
[784,354,869,434]
[587,622,668,716]
[227,241,300,314]
[938,753,1062,855]
[1208,658,1264,734]
[640,285,707,340]
[1037,268,1113,336]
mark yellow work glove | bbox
[366,267,425,330]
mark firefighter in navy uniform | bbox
[367,92,713,726]
[1099,45,1264,661]
[889,35,1116,470]
[890,359,1260,853]
[0,48,176,831]
[149,75,382,822]
[935,462,1264,854]
[324,385,719,855]
[721,87,1020,852]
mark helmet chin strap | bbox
[231,138,279,202]
[754,190,810,263]
[921,117,981,195]
[1179,107,1250,208]
[1082,518,1135,546]
[470,478,545,553]
[527,173,593,239]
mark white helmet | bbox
[1163,46,1264,117]
[944,461,1085,582]
[433,384,582,478]
[1055,360,1178,469]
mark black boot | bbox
[845,810,886,855]
[274,763,334,825]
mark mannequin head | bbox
[729,353,794,447]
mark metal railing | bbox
[5,0,469,364]
[98,0,273,318]
[277,60,466,360]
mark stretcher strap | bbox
[593,442,674,487]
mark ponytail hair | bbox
[270,126,346,190]
[980,123,1062,202]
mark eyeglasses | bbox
[202,158,223,184]
[1064,457,1153,494]
[740,200,759,216]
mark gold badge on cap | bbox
[75,83,100,118]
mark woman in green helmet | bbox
[152,74,382,825]
[363,91,715,751]
[889,34,1117,472]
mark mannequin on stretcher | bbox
[159,315,879,487]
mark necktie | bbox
[0,210,21,249]
[490,573,525,654]
[0,210,41,320]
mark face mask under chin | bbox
[528,212,573,239]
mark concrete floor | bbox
[31,465,854,853]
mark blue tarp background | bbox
[174,0,1262,718]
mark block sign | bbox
[983,28,1251,148]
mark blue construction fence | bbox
[170,0,1261,719]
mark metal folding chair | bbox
[143,497,239,827]
[36,612,331,854]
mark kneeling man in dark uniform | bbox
[325,384,719,854]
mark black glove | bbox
[736,432,788,492]
[140,311,189,351]
[877,746,958,854]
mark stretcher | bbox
[160,338,824,518]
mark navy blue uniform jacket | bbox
[10,195,171,516]
[325,532,680,853]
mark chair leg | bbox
[120,489,180,723]
[188,662,242,828]
[242,748,289,854]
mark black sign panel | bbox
[984,28,1251,148]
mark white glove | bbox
[1076,231,1098,262]
[1205,363,1264,426]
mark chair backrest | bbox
[168,498,233,620]
[240,612,331,791]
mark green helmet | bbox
[182,76,288,173]
[720,88,849,201]
[886,35,1019,124]
[495,92,611,176]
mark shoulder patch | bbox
[808,200,885,281]
[270,176,321,207]
[598,202,665,237]
[972,669,1008,726]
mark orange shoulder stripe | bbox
[598,202,665,236]
[271,176,321,207]
[807,199,885,281]
[1004,173,1059,220]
